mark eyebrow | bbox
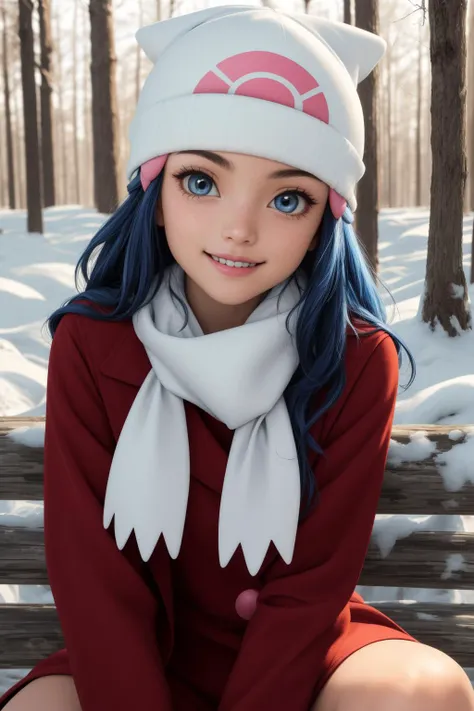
[176,150,319,181]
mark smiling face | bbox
[156,150,329,333]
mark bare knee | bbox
[3,675,81,711]
[314,642,474,711]
[340,667,474,711]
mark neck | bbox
[184,275,264,334]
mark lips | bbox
[205,251,263,264]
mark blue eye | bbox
[272,192,306,215]
[184,173,218,196]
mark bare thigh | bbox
[312,640,474,711]
[3,675,81,711]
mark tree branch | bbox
[407,0,427,23]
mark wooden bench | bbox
[1,417,474,671]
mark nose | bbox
[221,207,258,245]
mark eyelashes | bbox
[172,168,218,200]
[172,166,213,198]
[171,165,319,218]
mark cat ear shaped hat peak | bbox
[127,5,386,214]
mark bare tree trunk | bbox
[54,10,67,204]
[89,0,120,214]
[344,0,352,24]
[156,0,161,21]
[0,16,5,207]
[421,33,432,209]
[423,0,470,334]
[467,0,474,211]
[82,1,92,207]
[135,0,143,105]
[387,38,393,207]
[2,4,15,209]
[379,47,389,207]
[354,0,380,274]
[38,0,55,208]
[406,130,413,205]
[117,39,132,189]
[423,72,432,208]
[377,69,384,207]
[393,70,399,206]
[18,0,43,232]
[471,219,474,283]
[72,0,80,204]
[416,22,422,206]
[0,109,5,207]
[13,71,23,208]
[470,2,474,282]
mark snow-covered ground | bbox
[1,204,474,692]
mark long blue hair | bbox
[46,170,415,512]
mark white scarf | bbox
[103,265,304,576]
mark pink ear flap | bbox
[329,188,347,219]
[140,154,168,191]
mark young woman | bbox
[2,6,473,711]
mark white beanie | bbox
[127,5,386,213]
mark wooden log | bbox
[2,525,474,590]
[383,425,474,515]
[0,417,44,501]
[0,604,62,668]
[1,420,474,513]
[0,526,48,585]
[1,601,473,669]
[2,419,474,670]
[360,531,474,589]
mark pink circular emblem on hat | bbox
[193,51,350,219]
[194,51,329,123]
[235,589,259,620]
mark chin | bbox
[205,285,263,307]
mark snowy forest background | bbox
[1,0,474,335]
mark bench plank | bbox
[2,418,474,671]
[1,602,473,669]
[2,525,474,589]
[2,419,474,513]
[0,604,62,668]
[360,531,474,589]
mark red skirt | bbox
[0,593,418,710]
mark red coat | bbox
[0,312,415,711]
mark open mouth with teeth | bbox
[204,252,263,269]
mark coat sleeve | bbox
[218,334,399,711]
[43,315,173,711]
